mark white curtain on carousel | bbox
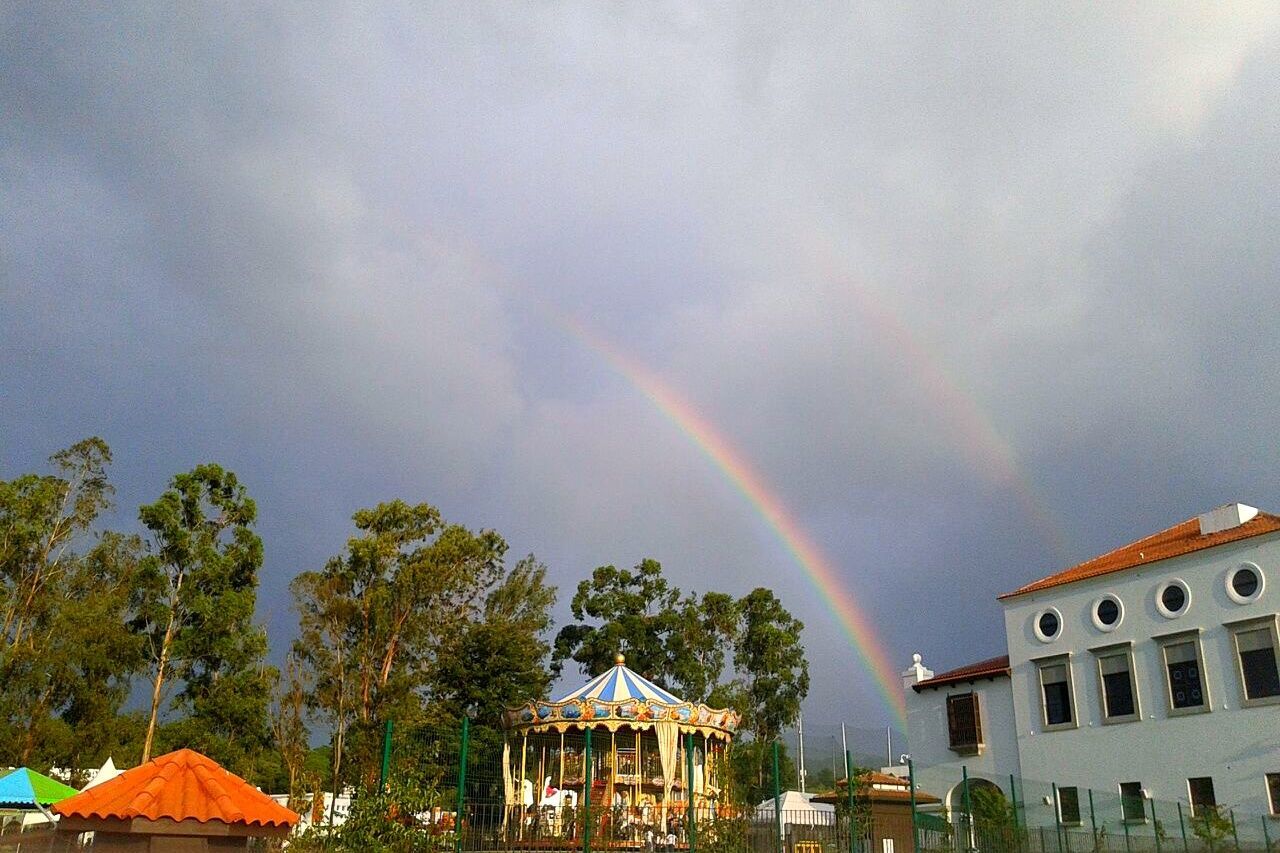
[502,740,515,805]
[655,720,679,807]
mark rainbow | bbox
[556,314,910,726]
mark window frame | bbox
[1226,562,1265,605]
[1057,786,1082,827]
[945,691,983,755]
[1225,614,1280,708]
[1266,772,1280,817]
[1119,781,1147,824]
[1155,629,1211,717]
[1187,777,1217,817]
[1033,653,1078,732]
[1156,578,1192,619]
[1091,642,1141,725]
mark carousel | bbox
[501,654,740,844]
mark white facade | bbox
[902,656,1021,792]
[906,504,1280,818]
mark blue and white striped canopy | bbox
[554,655,682,705]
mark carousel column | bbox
[686,732,697,853]
[583,727,594,853]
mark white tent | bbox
[82,757,123,790]
[754,790,836,826]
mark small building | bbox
[53,748,299,851]
[904,502,1280,820]
[812,771,941,853]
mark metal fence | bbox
[288,719,1278,853]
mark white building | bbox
[904,503,1280,820]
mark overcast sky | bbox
[4,4,1280,743]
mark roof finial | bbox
[615,652,626,665]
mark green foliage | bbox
[1189,807,1234,852]
[290,500,511,786]
[725,588,809,744]
[430,555,557,724]
[133,463,272,773]
[291,777,452,853]
[0,438,146,771]
[553,559,689,688]
[552,561,810,732]
[725,739,797,806]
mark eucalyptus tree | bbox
[291,499,509,785]
[132,464,271,768]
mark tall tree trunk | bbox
[142,610,177,763]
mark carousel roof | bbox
[555,655,681,705]
[504,654,741,739]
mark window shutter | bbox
[946,693,981,750]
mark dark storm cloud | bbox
[3,3,1280,729]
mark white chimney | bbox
[901,653,933,691]
[1198,503,1259,536]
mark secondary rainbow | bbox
[557,314,909,726]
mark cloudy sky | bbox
[4,3,1280,744]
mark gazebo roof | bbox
[54,749,298,829]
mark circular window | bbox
[1156,579,1191,618]
[1092,595,1123,631]
[1226,563,1264,604]
[1034,607,1063,643]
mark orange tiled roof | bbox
[913,655,1010,692]
[999,511,1280,600]
[54,749,298,828]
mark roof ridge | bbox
[1000,509,1280,599]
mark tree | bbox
[552,559,736,701]
[0,438,144,770]
[291,500,508,786]
[553,559,683,685]
[132,464,271,770]
[430,555,557,724]
[271,652,310,806]
[727,588,809,744]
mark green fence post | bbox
[1089,790,1098,853]
[583,728,593,853]
[1054,783,1065,853]
[686,732,697,853]
[1230,810,1239,850]
[1123,807,1131,853]
[962,766,973,852]
[379,719,393,793]
[908,758,919,853]
[1151,800,1161,853]
[845,750,858,853]
[1011,775,1024,853]
[454,715,469,853]
[1177,803,1188,853]
[773,741,783,853]
[1262,814,1271,853]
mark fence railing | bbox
[289,719,1278,853]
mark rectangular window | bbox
[946,692,982,753]
[1161,638,1208,712]
[1058,786,1081,826]
[1188,777,1216,816]
[1267,773,1280,816]
[1038,660,1075,728]
[1120,782,1145,823]
[1097,648,1139,721]
[1233,623,1280,703]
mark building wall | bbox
[903,666,1022,796]
[1001,530,1280,816]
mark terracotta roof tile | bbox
[54,749,298,828]
[999,511,1280,600]
[913,655,1010,692]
